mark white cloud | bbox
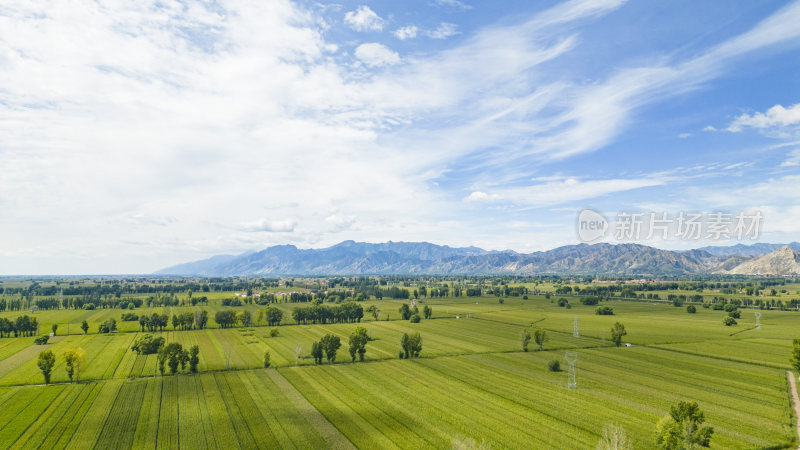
[697,175,800,207]
[394,26,418,40]
[780,148,800,167]
[128,214,177,227]
[427,23,459,39]
[703,125,717,132]
[324,214,358,232]
[354,43,401,67]
[432,0,472,9]
[489,175,667,207]
[678,133,691,139]
[727,103,800,133]
[344,5,384,32]
[463,191,499,203]
[238,219,297,232]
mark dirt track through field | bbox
[0,336,64,379]
[787,371,800,450]
[268,369,355,450]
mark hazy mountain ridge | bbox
[157,240,800,276]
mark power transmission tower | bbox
[755,311,761,330]
[565,352,577,389]
[573,316,579,338]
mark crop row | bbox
[279,346,793,449]
[0,371,337,449]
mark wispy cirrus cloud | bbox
[464,175,668,207]
[431,0,471,10]
[426,23,459,39]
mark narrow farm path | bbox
[0,336,65,378]
[787,371,800,450]
[267,369,356,450]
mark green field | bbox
[1,278,799,448]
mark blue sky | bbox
[0,0,799,274]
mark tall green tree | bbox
[400,332,423,358]
[348,326,369,362]
[178,349,189,371]
[521,330,532,352]
[320,334,341,363]
[51,324,58,336]
[611,322,627,347]
[62,348,86,383]
[158,342,185,375]
[80,320,89,335]
[401,333,410,359]
[311,341,324,365]
[263,350,271,368]
[791,339,800,372]
[238,310,252,327]
[38,350,56,384]
[266,307,283,326]
[654,401,714,449]
[533,328,548,351]
[189,345,200,373]
[398,304,411,320]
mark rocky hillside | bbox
[723,246,800,276]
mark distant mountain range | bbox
[156,240,800,276]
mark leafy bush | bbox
[121,312,139,321]
[728,309,741,319]
[409,314,421,323]
[82,303,96,310]
[686,305,696,314]
[498,298,504,304]
[132,334,165,354]
[580,296,600,305]
[596,306,614,315]
[557,298,568,307]
[98,318,117,333]
[547,360,560,372]
[269,328,280,337]
[723,316,737,326]
[34,335,49,345]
